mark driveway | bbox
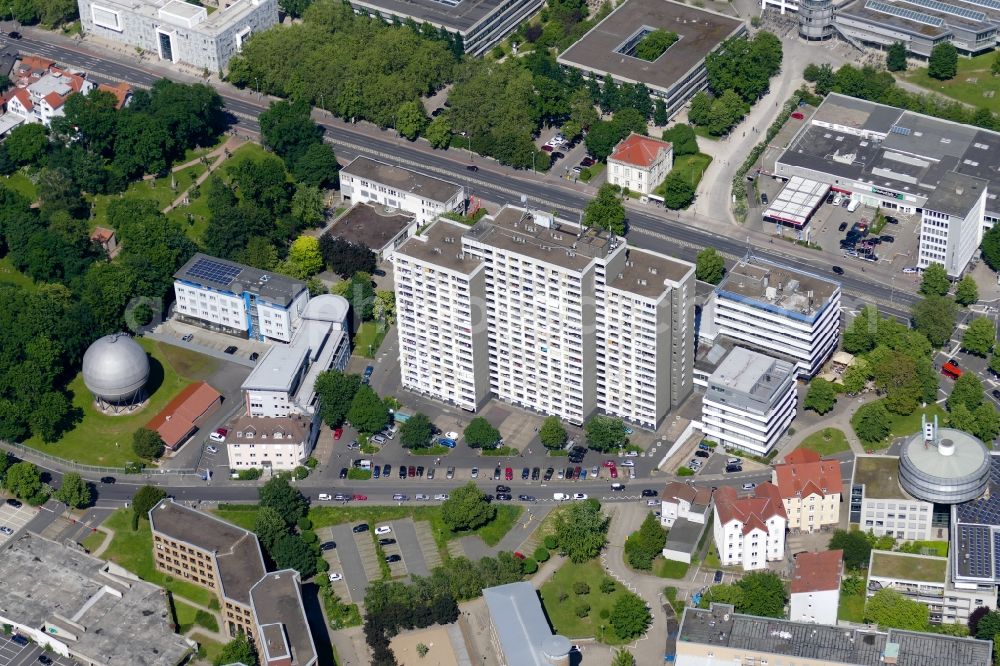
[0,633,79,666]
[329,524,371,604]
[390,519,429,577]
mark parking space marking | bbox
[353,530,382,582]
[329,524,371,604]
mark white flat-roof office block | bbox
[918,172,989,277]
[78,0,278,71]
[340,157,466,228]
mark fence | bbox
[0,440,200,477]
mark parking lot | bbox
[0,500,37,546]
[152,317,269,366]
[0,634,79,666]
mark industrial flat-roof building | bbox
[78,0,278,71]
[675,603,993,665]
[851,455,939,541]
[482,582,572,666]
[340,157,466,227]
[0,533,194,666]
[557,0,745,119]
[951,454,1000,587]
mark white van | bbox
[847,199,861,213]
[553,492,570,501]
[358,459,372,470]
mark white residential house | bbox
[225,414,315,471]
[660,481,712,528]
[772,448,842,532]
[607,133,674,196]
[789,549,843,625]
[713,483,787,571]
[5,69,95,126]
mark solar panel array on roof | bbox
[964,0,1000,11]
[900,0,986,21]
[865,0,945,24]
[186,257,242,286]
[890,125,911,136]
[958,524,993,578]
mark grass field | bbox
[22,338,207,467]
[191,632,226,663]
[0,256,35,292]
[798,428,851,456]
[100,508,216,607]
[539,559,635,644]
[2,172,37,200]
[654,558,690,579]
[354,321,388,359]
[838,589,866,623]
[89,164,208,231]
[654,153,713,201]
[80,528,106,553]
[901,53,1000,113]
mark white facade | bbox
[5,70,95,127]
[773,449,842,533]
[173,281,307,343]
[790,587,838,625]
[340,157,466,227]
[702,347,797,456]
[660,482,712,528]
[918,177,989,278]
[713,485,787,571]
[226,417,314,471]
[853,456,940,541]
[714,257,841,378]
[761,0,798,13]
[606,134,675,196]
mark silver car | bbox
[371,434,387,445]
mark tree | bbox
[259,476,309,526]
[688,91,713,126]
[662,171,696,210]
[554,501,610,562]
[982,224,1000,271]
[700,583,743,608]
[969,606,991,636]
[852,400,891,444]
[464,417,500,448]
[319,234,376,278]
[4,462,42,501]
[653,99,668,127]
[332,272,375,322]
[55,472,91,509]
[662,123,699,156]
[842,363,869,394]
[271,532,317,577]
[0,452,10,486]
[634,29,678,61]
[865,588,929,630]
[132,486,167,524]
[291,184,326,227]
[829,529,873,570]
[214,631,257,666]
[585,415,628,452]
[609,592,652,640]
[313,370,361,427]
[259,99,322,165]
[962,317,996,357]
[695,247,725,284]
[292,142,340,189]
[347,384,389,434]
[948,373,985,412]
[612,649,635,666]
[131,427,165,460]
[956,275,979,306]
[253,506,289,551]
[928,42,958,81]
[400,412,434,449]
[5,123,48,165]
[395,100,429,140]
[624,512,667,570]
[975,609,1000,639]
[919,263,950,296]
[973,403,1000,442]
[804,378,838,415]
[706,89,746,136]
[283,235,324,279]
[539,415,568,450]
[886,42,908,72]
[912,295,957,347]
[441,482,496,531]
[736,571,786,617]
[705,33,782,103]
[583,183,626,235]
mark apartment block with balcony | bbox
[713,483,787,571]
[773,448,842,532]
[393,220,491,412]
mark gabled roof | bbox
[98,81,132,109]
[773,450,842,500]
[609,133,672,168]
[663,481,713,507]
[791,549,843,594]
[715,482,787,534]
[8,88,32,112]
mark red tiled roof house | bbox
[607,133,673,196]
[772,448,843,533]
[789,549,843,625]
[713,482,787,571]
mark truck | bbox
[942,360,962,379]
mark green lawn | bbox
[798,428,851,456]
[80,528,106,553]
[173,599,200,632]
[838,590,866,623]
[2,172,37,200]
[191,632,226,664]
[21,338,206,467]
[407,445,453,456]
[476,505,522,547]
[900,53,1000,113]
[580,161,606,183]
[539,559,636,644]
[654,153,713,199]
[0,256,36,292]
[906,540,949,557]
[354,321,388,358]
[89,164,208,232]
[654,558,690,579]
[887,403,948,441]
[99,509,216,607]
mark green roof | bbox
[869,551,947,583]
[854,456,911,500]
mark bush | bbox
[534,546,550,562]
[558,591,569,603]
[573,581,591,595]
[347,468,372,480]
[677,466,694,476]
[544,535,559,549]
[522,557,538,574]
[576,603,591,618]
[297,516,313,531]
[305,457,318,469]
[601,578,617,594]
[293,466,309,480]
[600,608,611,619]
[237,468,262,480]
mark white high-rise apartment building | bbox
[714,255,840,378]
[918,172,989,278]
[392,206,695,428]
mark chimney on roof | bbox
[956,185,965,196]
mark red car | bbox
[942,361,962,379]
[513,551,526,560]
[333,427,343,440]
[505,467,513,481]
[541,144,553,152]
[609,466,618,479]
[791,111,805,120]
[352,494,368,501]
[602,459,616,468]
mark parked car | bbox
[249,352,259,362]
[496,493,512,501]
[0,526,13,535]
[347,440,359,450]
[518,494,535,501]
[38,655,52,665]
[399,466,407,479]
[760,193,769,205]
[471,467,479,478]
[353,494,368,501]
[379,538,396,546]
[426,468,435,479]
[383,464,391,476]
[224,345,238,355]
[641,489,658,497]
[11,634,28,646]
[209,428,227,443]
[541,144,554,152]
[6,498,21,508]
[181,333,193,342]
[352,523,369,533]
[551,151,565,160]
[375,526,392,535]
[832,266,844,275]
[496,485,511,493]
[328,572,343,582]
[880,235,895,243]
[903,266,921,274]
[714,570,724,583]
[415,493,430,501]
[434,494,449,501]
[544,467,554,481]
[439,438,457,448]
[392,494,408,501]
[206,445,218,454]
[371,434,387,445]
[611,483,625,492]
[838,221,848,231]
[531,467,540,480]
[521,467,530,480]
[742,483,757,491]
[8,31,22,39]
[580,156,596,167]
[886,215,900,224]
[385,554,402,563]
[572,493,589,500]
[620,460,635,467]
[942,361,963,379]
[339,468,348,479]
[493,467,502,480]
[333,427,343,440]
[993,389,1000,400]
[446,467,455,479]
[695,450,710,458]
[372,466,380,479]
[505,467,513,481]
[725,465,742,473]
[609,467,618,479]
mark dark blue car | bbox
[439,438,457,448]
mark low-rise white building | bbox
[225,414,315,471]
[661,482,713,564]
[340,157,466,227]
[713,483,787,571]
[607,133,674,196]
[772,448,842,533]
[702,346,797,457]
[852,456,939,542]
[789,549,842,625]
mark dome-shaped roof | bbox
[303,294,350,323]
[82,334,150,403]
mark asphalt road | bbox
[0,32,914,317]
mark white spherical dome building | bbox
[82,334,150,411]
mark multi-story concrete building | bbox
[393,206,695,428]
[713,483,787,571]
[702,346,797,456]
[174,253,309,343]
[713,255,841,377]
[851,456,938,541]
[674,603,993,665]
[340,157,466,228]
[606,133,674,196]
[250,571,318,666]
[772,448,842,532]
[483,582,572,665]
[790,549,843,625]
[78,0,278,72]
[918,171,989,277]
[149,499,266,640]
[225,414,315,472]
